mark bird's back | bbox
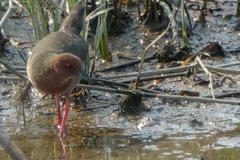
[60,3,85,35]
[31,31,88,63]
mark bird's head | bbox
[52,53,92,83]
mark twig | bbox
[92,77,163,94]
[97,55,155,72]
[101,61,240,80]
[183,2,193,32]
[0,135,27,160]
[101,63,198,79]
[92,77,130,88]
[76,84,240,105]
[203,90,240,98]
[1,69,27,74]
[159,1,178,43]
[118,72,187,83]
[135,10,173,88]
[80,104,117,111]
[0,59,27,82]
[0,0,14,29]
[20,81,31,103]
[0,76,19,81]
[217,62,240,68]
[206,65,240,74]
[12,0,23,8]
[1,20,28,63]
[0,65,26,70]
[210,70,240,82]
[196,56,215,99]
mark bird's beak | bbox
[78,70,93,84]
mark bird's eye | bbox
[66,64,73,69]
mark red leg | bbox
[53,94,63,128]
[59,98,70,137]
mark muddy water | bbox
[1,1,240,160]
[2,99,240,160]
[1,101,240,159]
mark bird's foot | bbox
[53,121,61,129]
[53,122,67,138]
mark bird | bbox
[27,3,91,137]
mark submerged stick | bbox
[119,72,186,83]
[0,0,14,29]
[101,63,197,79]
[100,62,240,80]
[76,84,240,105]
[196,56,215,99]
[135,13,173,89]
[97,55,155,72]
[0,59,27,82]
[0,135,27,160]
[91,77,163,94]
[0,76,19,81]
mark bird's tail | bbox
[60,3,85,35]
